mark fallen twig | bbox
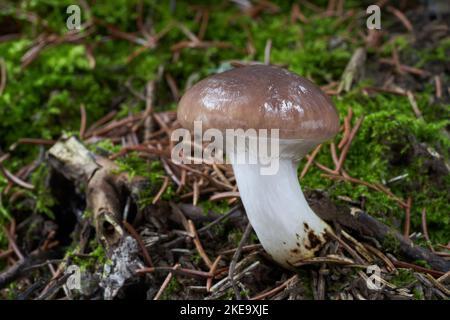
[207,256,222,292]
[250,275,298,300]
[229,223,253,300]
[0,58,6,96]
[300,144,322,179]
[153,264,180,300]
[334,116,364,174]
[403,196,412,239]
[188,219,213,268]
[79,104,87,139]
[123,220,153,267]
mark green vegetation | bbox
[65,240,109,272]
[200,200,231,215]
[159,277,181,300]
[302,89,450,243]
[382,231,402,255]
[389,268,417,287]
[0,0,448,262]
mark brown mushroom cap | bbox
[177,64,339,141]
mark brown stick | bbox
[0,58,6,96]
[0,249,13,260]
[209,191,240,201]
[219,244,262,255]
[207,256,222,292]
[199,10,210,39]
[392,260,444,278]
[434,75,442,98]
[79,104,87,139]
[188,220,213,268]
[421,208,433,251]
[123,220,153,267]
[330,143,339,169]
[407,91,423,119]
[165,72,180,101]
[152,176,170,204]
[323,173,407,207]
[17,138,55,146]
[2,225,24,261]
[379,59,430,77]
[229,223,253,300]
[136,266,212,278]
[250,275,297,300]
[403,196,412,239]
[88,114,142,137]
[153,264,180,300]
[338,108,353,149]
[84,110,117,136]
[193,179,200,206]
[386,6,413,32]
[313,162,337,175]
[300,144,322,179]
[0,164,34,190]
[334,116,364,174]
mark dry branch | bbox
[308,191,450,272]
[47,136,147,248]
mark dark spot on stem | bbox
[305,230,323,250]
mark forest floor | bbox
[0,0,449,300]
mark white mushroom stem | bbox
[230,156,331,268]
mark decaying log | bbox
[308,190,450,273]
[47,136,146,247]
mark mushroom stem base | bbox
[231,158,331,267]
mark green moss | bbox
[239,288,250,299]
[413,287,424,300]
[88,139,122,154]
[30,164,56,219]
[415,38,450,68]
[0,42,112,149]
[65,240,108,272]
[389,269,417,287]
[5,282,18,300]
[380,35,411,57]
[382,231,401,255]
[300,89,450,241]
[88,243,108,265]
[199,200,231,215]
[159,277,181,300]
[221,288,236,300]
[114,152,162,182]
[295,269,315,299]
[413,259,431,269]
[228,229,243,247]
[190,252,202,265]
[82,210,93,220]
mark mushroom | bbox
[177,65,340,267]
